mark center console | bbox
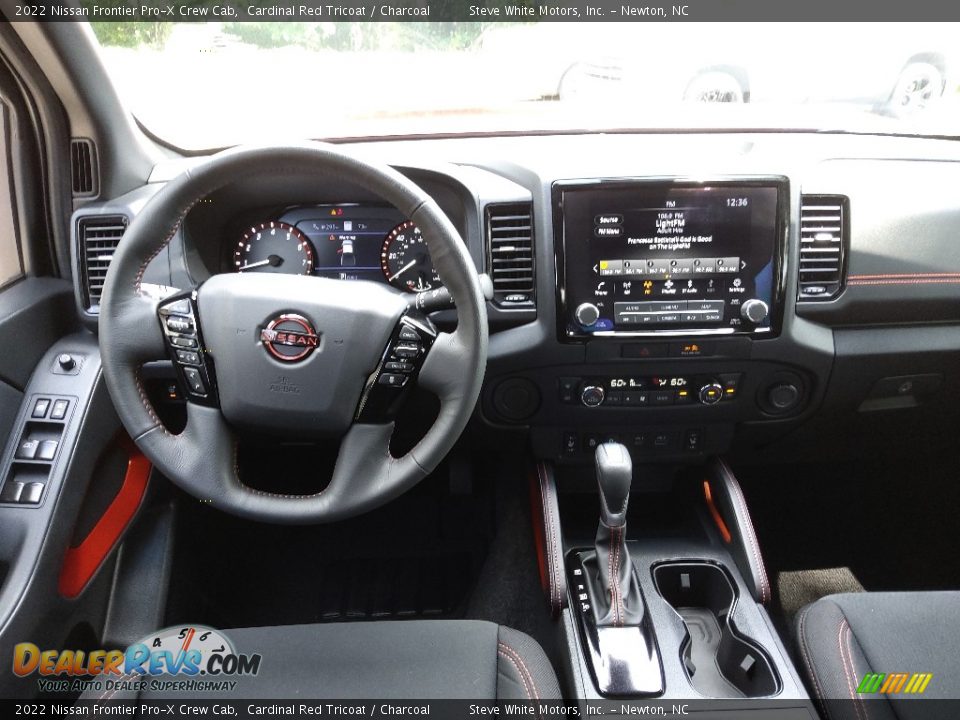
[532,451,815,716]
[484,175,815,465]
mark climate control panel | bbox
[559,373,741,409]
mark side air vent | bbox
[486,203,534,306]
[71,138,98,197]
[78,215,127,312]
[798,195,848,301]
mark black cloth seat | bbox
[795,592,960,720]
[85,620,561,700]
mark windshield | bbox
[92,21,960,149]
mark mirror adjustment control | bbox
[581,385,606,407]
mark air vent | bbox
[798,195,848,301]
[78,215,127,312]
[71,138,98,197]
[486,203,534,305]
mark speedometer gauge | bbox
[234,221,314,275]
[380,221,441,292]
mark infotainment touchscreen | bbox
[555,180,784,338]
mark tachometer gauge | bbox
[381,221,441,292]
[234,221,314,275]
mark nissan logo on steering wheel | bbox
[260,313,320,363]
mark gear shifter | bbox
[589,442,644,627]
[568,442,664,696]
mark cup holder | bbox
[653,562,780,698]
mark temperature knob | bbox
[581,385,606,407]
[741,299,769,324]
[699,383,724,405]
[575,303,600,327]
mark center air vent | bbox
[798,195,848,301]
[486,203,534,306]
[78,215,127,313]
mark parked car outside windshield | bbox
[92,21,960,149]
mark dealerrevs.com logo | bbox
[13,625,262,694]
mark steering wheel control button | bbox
[398,326,420,342]
[170,336,198,349]
[15,439,40,460]
[384,361,415,373]
[160,299,191,315]
[581,385,605,407]
[378,373,408,388]
[165,316,194,333]
[355,312,440,423]
[32,398,51,418]
[393,344,420,359]
[50,399,70,420]
[260,313,320,363]
[175,350,202,366]
[182,367,207,396]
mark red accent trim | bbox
[528,466,550,595]
[848,272,960,279]
[848,272,960,286]
[58,451,151,599]
[848,279,960,286]
[703,480,733,544]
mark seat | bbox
[86,620,561,700]
[795,592,960,719]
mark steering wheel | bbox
[98,143,488,523]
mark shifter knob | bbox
[595,442,632,526]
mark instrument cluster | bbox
[224,204,442,293]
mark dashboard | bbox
[71,131,960,469]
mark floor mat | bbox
[735,454,960,593]
[164,467,492,630]
[776,567,865,622]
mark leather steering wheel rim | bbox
[99,142,488,523]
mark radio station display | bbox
[556,181,782,337]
